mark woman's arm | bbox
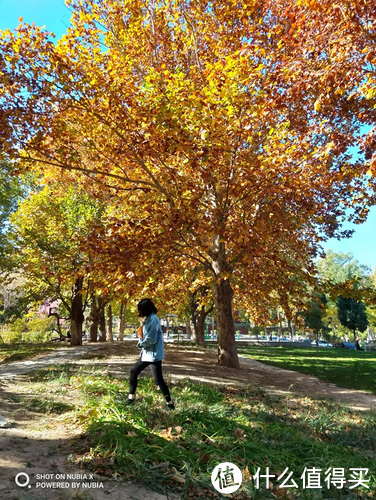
[137,316,159,348]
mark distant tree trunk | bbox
[277,311,283,340]
[70,277,84,346]
[190,308,206,345]
[88,295,106,342]
[118,302,126,341]
[98,300,106,342]
[89,320,98,342]
[292,322,296,338]
[211,237,239,369]
[107,304,113,342]
[287,319,293,339]
[189,293,206,346]
[89,297,99,342]
[185,318,192,338]
[48,310,63,339]
[196,309,206,345]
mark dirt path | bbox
[0,343,375,500]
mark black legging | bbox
[129,358,171,402]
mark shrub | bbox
[0,316,55,343]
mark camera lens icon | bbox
[15,472,30,488]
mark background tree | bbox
[0,157,24,254]
[317,251,372,339]
[317,250,370,286]
[8,185,104,345]
[87,292,109,342]
[337,296,369,341]
[303,293,331,347]
[0,274,27,324]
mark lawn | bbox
[239,346,376,394]
[23,364,376,499]
[0,342,65,365]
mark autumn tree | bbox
[1,0,374,367]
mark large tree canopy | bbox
[0,0,374,366]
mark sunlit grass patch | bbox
[239,346,376,394]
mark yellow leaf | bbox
[170,474,186,483]
[314,99,321,112]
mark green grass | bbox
[0,342,65,365]
[239,346,376,394]
[26,365,376,499]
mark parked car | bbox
[311,340,333,348]
[335,342,356,350]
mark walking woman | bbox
[126,298,174,409]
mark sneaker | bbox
[125,398,135,405]
[166,402,175,410]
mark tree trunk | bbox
[211,237,239,368]
[89,323,98,342]
[107,304,114,342]
[212,277,239,368]
[118,302,126,341]
[70,277,84,346]
[292,322,296,338]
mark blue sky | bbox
[321,208,376,271]
[0,0,70,37]
[1,0,375,271]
